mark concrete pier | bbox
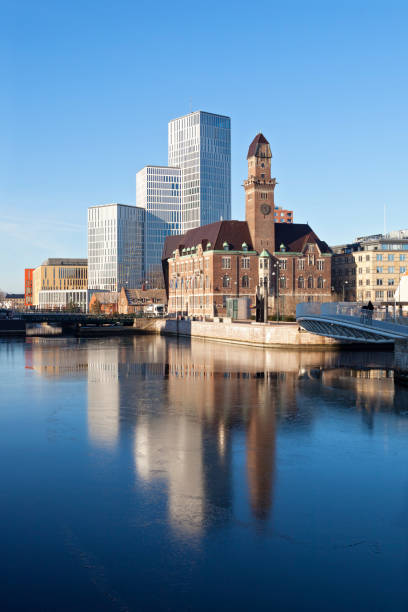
[132,317,342,348]
[394,339,408,385]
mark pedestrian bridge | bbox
[296,302,408,343]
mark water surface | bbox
[1,336,408,611]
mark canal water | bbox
[1,336,408,611]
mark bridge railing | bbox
[297,302,408,328]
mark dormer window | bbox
[206,242,212,251]
[280,243,286,252]
[242,242,248,252]
[223,241,230,251]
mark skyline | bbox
[2,0,408,292]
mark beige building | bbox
[332,232,408,303]
[32,258,88,307]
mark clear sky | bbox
[1,0,407,292]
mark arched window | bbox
[222,275,230,288]
[242,275,249,288]
[280,276,286,289]
[317,276,324,289]
[308,276,314,289]
[298,276,304,289]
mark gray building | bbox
[136,166,181,287]
[168,110,231,231]
[88,203,144,292]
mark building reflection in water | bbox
[24,335,404,535]
[87,341,120,449]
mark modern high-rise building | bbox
[88,203,144,292]
[136,166,181,286]
[168,110,231,231]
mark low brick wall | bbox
[133,318,341,348]
[395,339,408,385]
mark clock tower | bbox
[244,133,276,254]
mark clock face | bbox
[260,203,271,216]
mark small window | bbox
[222,275,230,288]
[242,275,249,288]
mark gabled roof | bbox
[123,288,167,305]
[247,133,270,159]
[162,221,254,260]
[274,223,332,254]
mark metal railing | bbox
[296,302,408,338]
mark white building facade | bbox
[136,166,181,286]
[168,110,231,231]
[88,203,144,292]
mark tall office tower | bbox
[136,166,182,287]
[168,111,231,231]
[88,203,144,292]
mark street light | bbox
[343,280,349,302]
[271,261,280,322]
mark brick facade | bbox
[163,133,332,317]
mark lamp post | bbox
[343,280,349,302]
[271,261,280,322]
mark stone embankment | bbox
[394,339,408,385]
[132,317,342,348]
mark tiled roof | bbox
[275,223,332,254]
[123,288,167,305]
[90,291,117,304]
[162,221,254,260]
[247,133,270,159]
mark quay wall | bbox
[394,339,408,385]
[132,318,342,348]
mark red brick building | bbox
[24,268,34,307]
[163,133,332,318]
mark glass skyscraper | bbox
[136,166,181,286]
[88,203,144,291]
[168,111,231,231]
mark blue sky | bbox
[1,0,407,292]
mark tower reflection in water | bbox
[25,336,401,536]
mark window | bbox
[280,277,286,289]
[401,267,407,274]
[317,276,324,288]
[400,254,406,261]
[388,278,395,286]
[375,291,384,299]
[366,279,370,285]
[388,254,394,261]
[358,256,363,262]
[376,267,383,273]
[241,257,250,269]
[260,193,268,199]
[376,254,383,261]
[358,280,363,286]
[222,257,231,269]
[388,266,394,274]
[376,279,383,286]
[280,259,287,270]
[242,275,249,288]
[298,276,304,289]
[366,255,370,261]
[317,260,324,270]
[308,255,314,266]
[308,276,314,289]
[298,259,305,270]
[222,275,230,288]
[387,290,394,298]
